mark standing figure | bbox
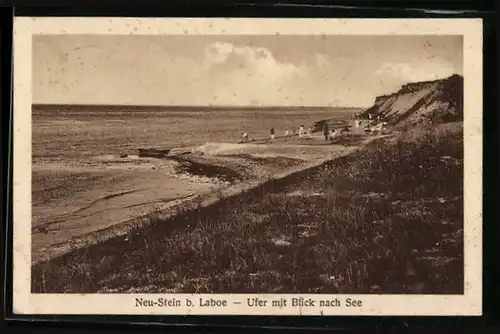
[285,128,289,136]
[322,122,330,141]
[242,132,249,142]
[270,127,275,140]
[299,125,305,138]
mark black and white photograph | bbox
[13,18,482,316]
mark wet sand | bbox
[32,155,218,261]
[31,136,365,264]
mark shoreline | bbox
[31,124,464,294]
[31,136,380,265]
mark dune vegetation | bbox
[32,122,464,294]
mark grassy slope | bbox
[32,122,464,294]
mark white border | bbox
[13,17,483,316]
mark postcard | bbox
[12,17,482,316]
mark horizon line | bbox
[32,103,367,110]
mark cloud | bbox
[205,42,234,64]
[202,42,309,105]
[315,54,332,68]
[205,41,302,78]
[375,61,457,83]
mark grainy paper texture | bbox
[13,17,482,316]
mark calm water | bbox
[32,106,358,159]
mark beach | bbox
[31,106,360,264]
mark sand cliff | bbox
[360,74,463,127]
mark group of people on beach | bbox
[241,123,341,143]
[243,125,307,142]
[241,112,386,143]
[241,125,305,142]
[268,126,297,139]
[321,122,341,141]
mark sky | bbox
[32,35,463,108]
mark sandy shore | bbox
[32,134,374,264]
